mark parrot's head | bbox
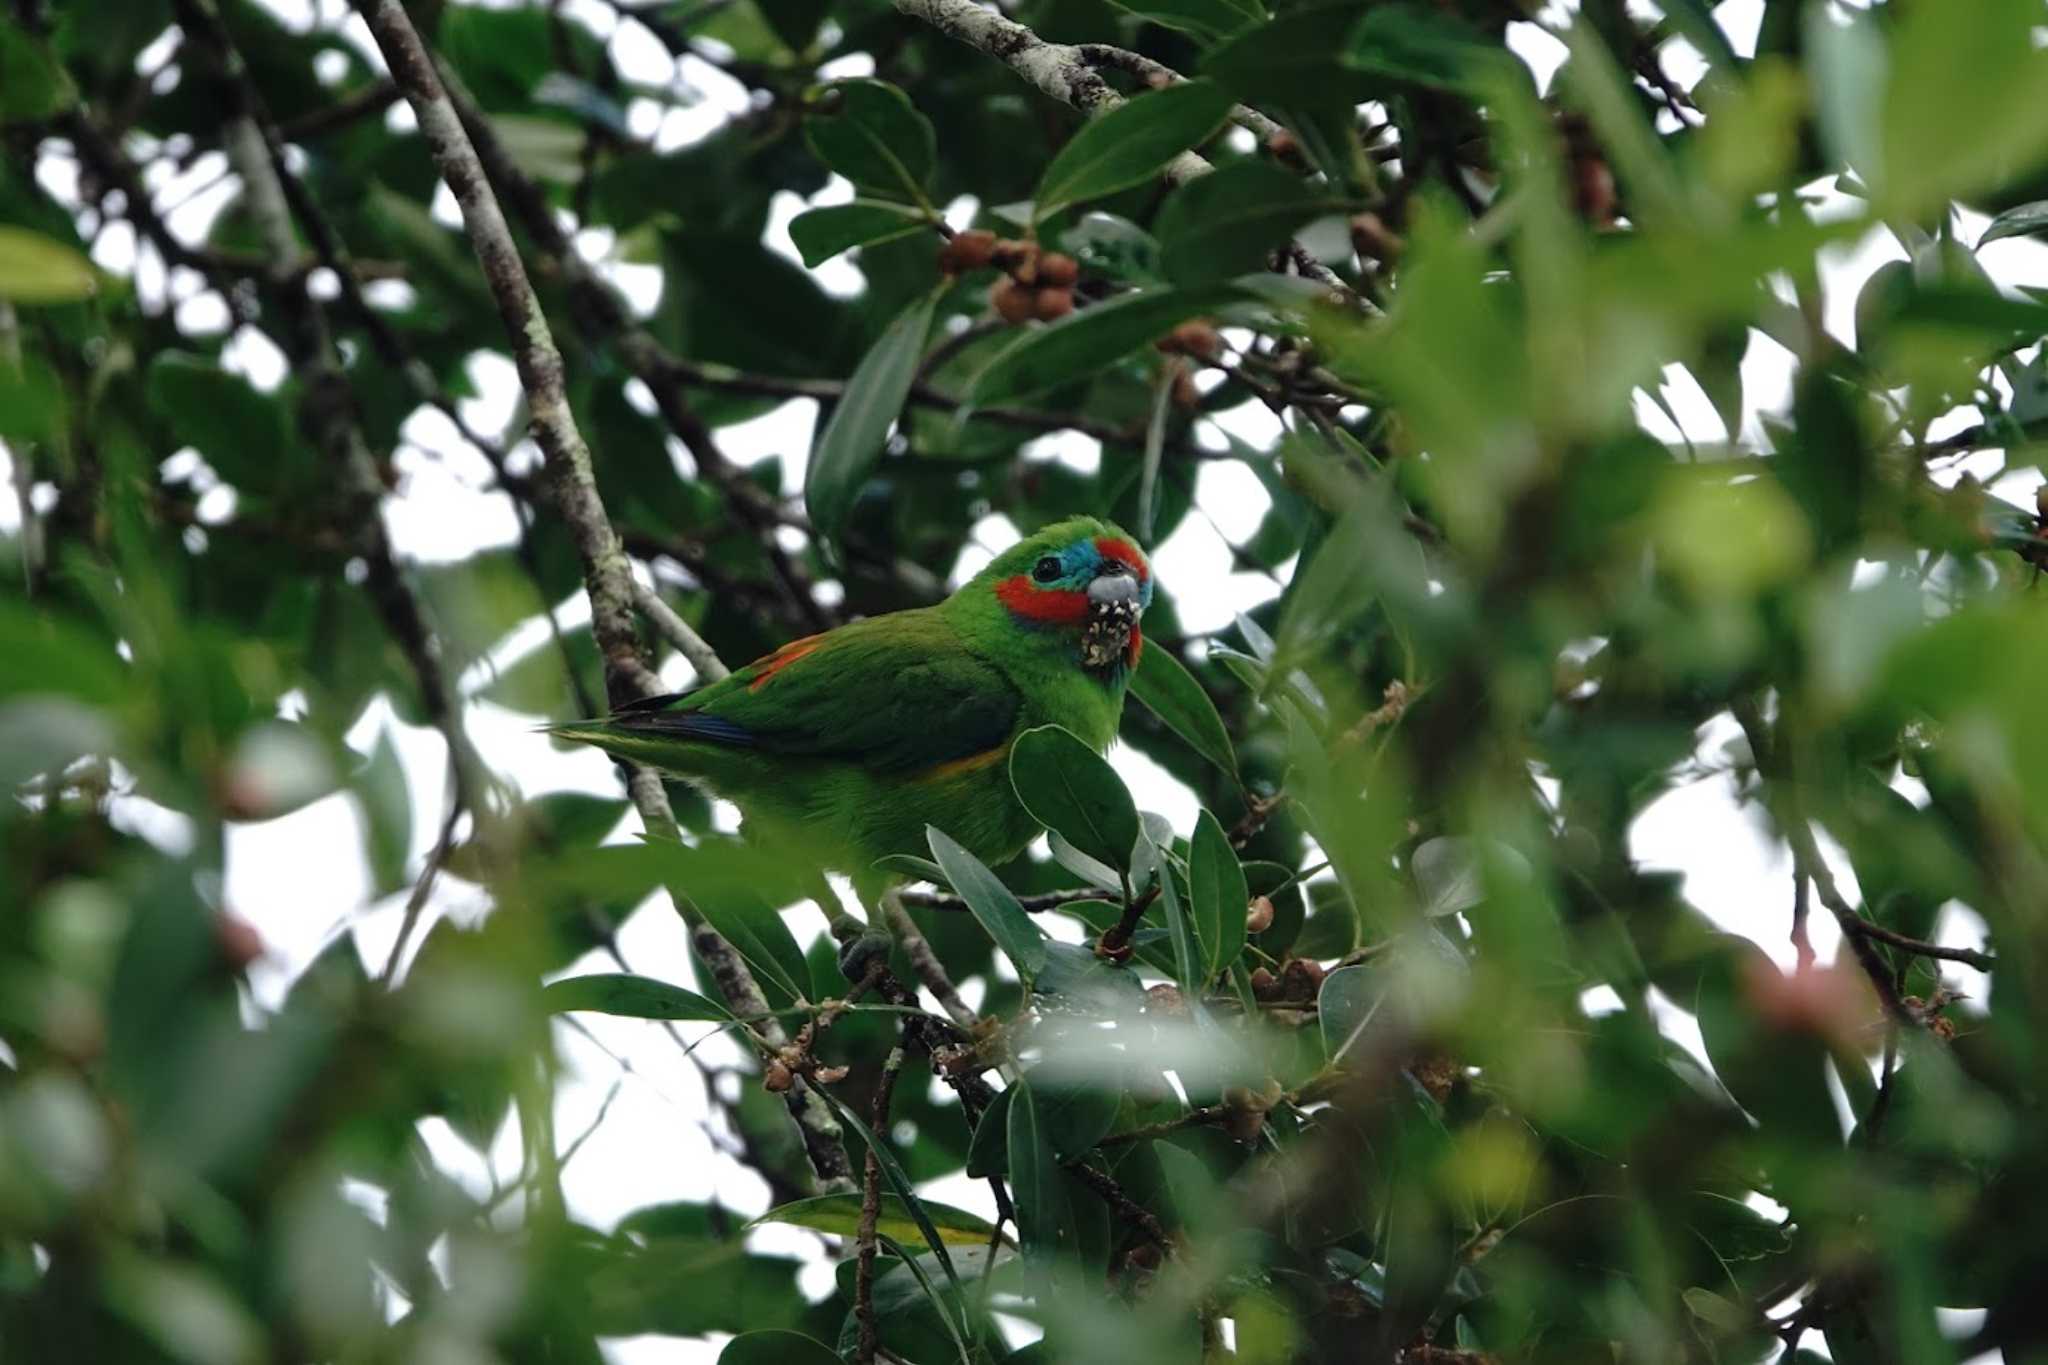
[984,517,1153,676]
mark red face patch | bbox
[994,574,1089,624]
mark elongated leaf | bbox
[1156,160,1336,283]
[1107,0,1264,40]
[1343,4,1512,92]
[1155,850,1203,995]
[747,1193,996,1247]
[145,352,295,488]
[806,287,939,542]
[357,729,412,898]
[927,826,1048,979]
[808,1083,965,1296]
[1189,810,1249,978]
[788,200,929,266]
[542,973,732,1021]
[0,226,95,305]
[1319,962,1390,1061]
[1035,81,1235,222]
[0,27,74,122]
[1049,830,1122,891]
[803,78,936,201]
[968,283,1247,404]
[967,1086,1013,1177]
[1009,725,1139,873]
[1131,643,1238,777]
[1203,3,1381,105]
[719,1330,844,1365]
[1980,200,2048,248]
[1006,1081,1074,1262]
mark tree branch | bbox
[351,0,853,1193]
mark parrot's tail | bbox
[541,719,685,773]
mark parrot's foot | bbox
[834,924,893,984]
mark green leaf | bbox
[649,842,816,1006]
[1009,724,1140,874]
[747,1192,997,1247]
[1188,810,1249,979]
[806,287,939,543]
[1979,200,2048,249]
[0,600,124,707]
[542,973,733,1021]
[1319,961,1390,1060]
[1006,1080,1074,1263]
[803,79,936,203]
[1163,160,1335,282]
[1877,0,2048,217]
[1131,642,1239,778]
[1343,4,1511,92]
[0,226,95,305]
[1153,848,1203,995]
[968,282,1245,404]
[927,826,1048,980]
[0,26,74,122]
[1694,937,1841,1150]
[807,1083,966,1297]
[144,352,296,488]
[719,1330,844,1365]
[356,729,412,898]
[788,200,930,267]
[967,1086,1012,1177]
[1106,0,1264,41]
[1202,3,1381,106]
[1034,81,1235,223]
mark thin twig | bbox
[633,579,732,683]
[854,1040,908,1364]
[352,0,854,1193]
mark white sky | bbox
[5,0,2038,1359]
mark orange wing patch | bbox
[920,744,1009,783]
[746,634,825,693]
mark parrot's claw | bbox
[837,928,892,983]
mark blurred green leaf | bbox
[542,973,733,1021]
[0,225,95,304]
[747,1192,997,1247]
[0,26,74,122]
[719,1330,844,1365]
[1106,0,1263,40]
[1156,159,1338,283]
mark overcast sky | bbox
[7,0,2043,1359]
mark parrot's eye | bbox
[1032,556,1063,583]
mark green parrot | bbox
[551,515,1154,897]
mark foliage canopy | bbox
[5,0,2048,1362]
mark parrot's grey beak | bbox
[1081,564,1141,670]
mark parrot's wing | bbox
[607,613,1019,775]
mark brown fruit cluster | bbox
[1154,319,1222,363]
[939,230,1080,324]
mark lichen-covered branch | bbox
[892,0,1205,180]
[350,0,852,1192]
